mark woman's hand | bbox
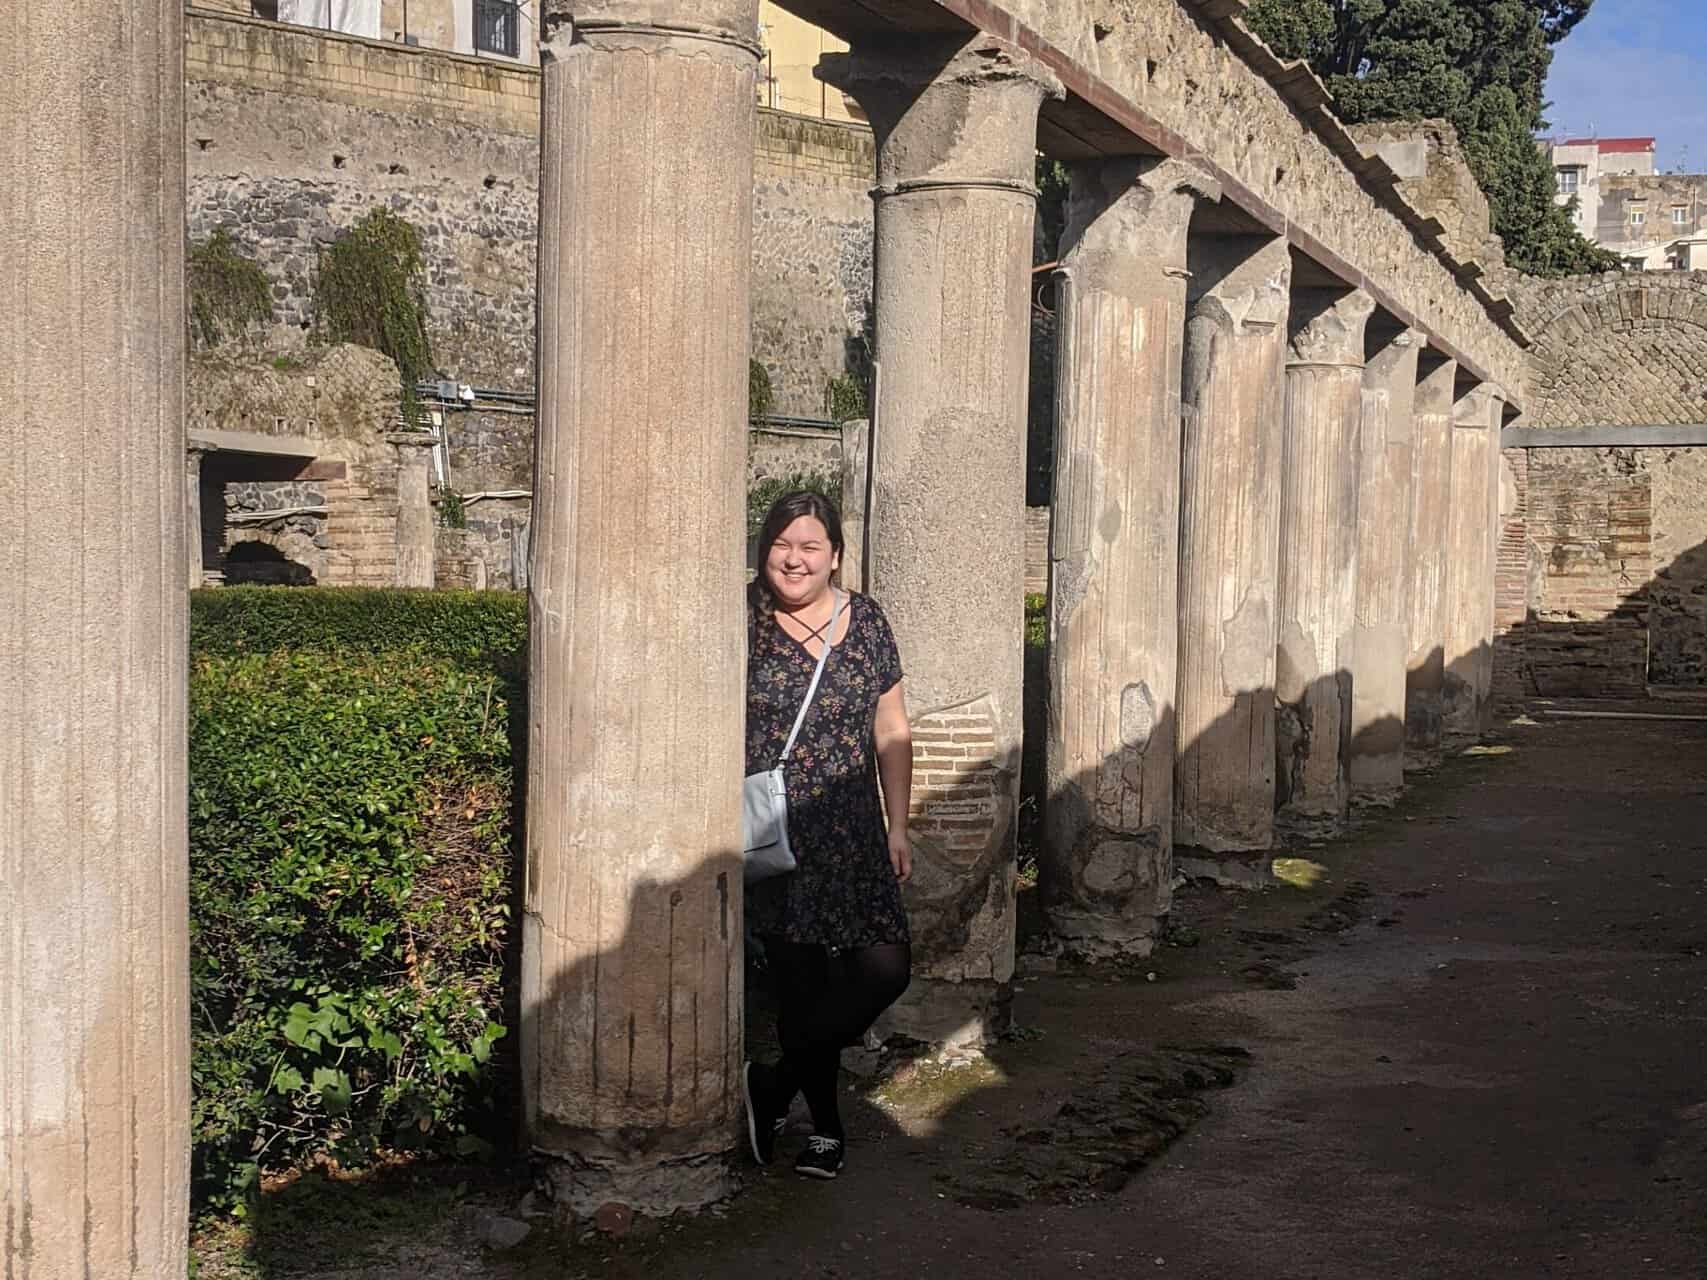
[888,828,913,884]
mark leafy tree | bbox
[1245,0,1619,276]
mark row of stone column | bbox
[1042,176,1507,958]
[2,2,1512,1263]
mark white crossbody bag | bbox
[742,590,845,885]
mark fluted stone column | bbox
[1175,237,1292,880]
[1442,384,1500,748]
[526,0,756,1215]
[390,431,438,588]
[1043,158,1217,957]
[1405,355,1458,764]
[1,1,190,1275]
[188,445,212,591]
[1274,287,1375,838]
[820,36,1060,1044]
[840,416,871,591]
[1348,328,1421,803]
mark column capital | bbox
[818,34,1062,192]
[1287,286,1376,367]
[1188,235,1292,335]
[1061,157,1221,281]
[1453,381,1503,429]
[541,1,760,52]
[1414,352,1459,414]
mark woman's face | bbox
[765,515,839,608]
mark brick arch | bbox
[224,527,325,585]
[1524,273,1707,428]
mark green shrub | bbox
[1025,592,1048,650]
[189,651,514,1211]
[824,372,867,425]
[746,470,840,537]
[188,230,273,350]
[191,587,526,666]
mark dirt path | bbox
[197,712,1707,1279]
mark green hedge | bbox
[189,591,521,1212]
[190,587,527,664]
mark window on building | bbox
[474,0,520,57]
[1556,167,1580,195]
[1630,206,1647,226]
[1674,206,1690,226]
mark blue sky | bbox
[1547,0,1707,171]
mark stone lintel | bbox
[387,430,441,448]
[188,426,320,458]
[1287,287,1377,367]
[818,34,1062,190]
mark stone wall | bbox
[1514,271,1707,429]
[185,8,877,586]
[1493,274,1707,697]
[189,344,409,588]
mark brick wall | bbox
[1516,448,1652,697]
[1493,447,1530,702]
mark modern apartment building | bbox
[1544,135,1707,270]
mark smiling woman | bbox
[742,490,915,1181]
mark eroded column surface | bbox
[390,430,438,588]
[1175,236,1292,881]
[1405,355,1458,764]
[840,416,870,592]
[1348,328,1421,803]
[526,0,756,1215]
[1043,158,1217,957]
[1,0,190,1274]
[1274,287,1375,839]
[1442,384,1500,748]
[820,37,1060,1044]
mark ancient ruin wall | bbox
[187,10,874,418]
[1496,273,1707,694]
[900,0,1529,400]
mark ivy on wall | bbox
[188,229,274,350]
[315,207,436,422]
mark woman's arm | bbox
[874,682,913,883]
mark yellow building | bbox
[757,2,862,123]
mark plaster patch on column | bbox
[1275,619,1319,703]
[1220,586,1271,695]
[1119,681,1156,753]
[1097,497,1123,544]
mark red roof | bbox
[1559,137,1656,154]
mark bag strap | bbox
[778,590,845,765]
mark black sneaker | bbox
[794,1134,845,1180]
[742,1062,787,1165]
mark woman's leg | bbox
[780,942,912,1140]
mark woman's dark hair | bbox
[749,490,844,613]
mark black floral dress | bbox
[746,590,910,950]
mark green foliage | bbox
[749,358,775,422]
[190,588,526,665]
[824,372,868,425]
[438,490,467,530]
[1035,156,1073,263]
[1243,0,1619,277]
[747,470,840,537]
[189,230,273,350]
[189,650,514,1211]
[314,208,435,422]
[1024,592,1048,651]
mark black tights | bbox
[762,937,911,1140]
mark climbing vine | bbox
[824,372,867,425]
[314,208,435,422]
[749,359,775,423]
[187,230,273,350]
